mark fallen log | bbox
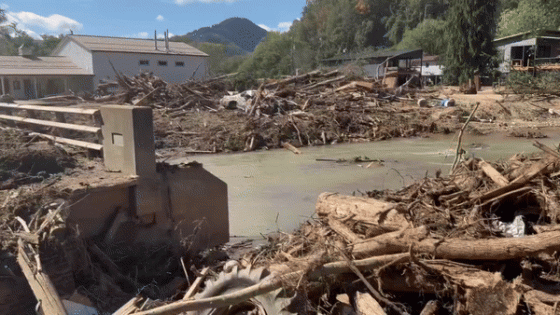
[353,229,560,261]
[316,193,406,228]
[352,226,429,258]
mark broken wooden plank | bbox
[326,216,362,244]
[183,267,210,300]
[29,132,103,151]
[0,114,101,133]
[533,140,560,159]
[478,160,509,187]
[355,291,386,315]
[17,241,67,315]
[476,155,557,203]
[0,103,99,115]
[112,295,144,315]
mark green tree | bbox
[196,42,247,75]
[384,0,448,45]
[497,0,560,37]
[395,18,447,55]
[443,0,498,84]
[238,32,293,79]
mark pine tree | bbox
[443,0,498,84]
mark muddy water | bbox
[169,131,560,239]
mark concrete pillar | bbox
[64,78,69,92]
[1,77,4,95]
[33,77,38,99]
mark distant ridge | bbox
[174,17,268,52]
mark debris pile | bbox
[3,141,560,314]
[110,70,439,153]
[135,140,560,315]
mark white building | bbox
[0,35,209,100]
[51,34,209,90]
[0,55,93,100]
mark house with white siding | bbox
[52,34,209,90]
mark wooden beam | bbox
[29,132,103,151]
[0,103,99,115]
[0,114,101,133]
[17,241,68,315]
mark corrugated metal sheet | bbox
[69,35,209,57]
[0,56,93,76]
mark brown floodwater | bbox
[167,130,560,240]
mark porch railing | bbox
[0,102,103,151]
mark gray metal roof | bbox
[0,56,93,76]
[494,29,560,46]
[57,35,209,57]
[324,49,423,63]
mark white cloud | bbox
[258,21,292,33]
[4,10,82,39]
[156,15,164,21]
[258,24,271,32]
[277,21,292,32]
[174,0,237,5]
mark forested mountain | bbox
[173,17,267,53]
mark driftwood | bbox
[132,253,408,315]
[476,154,557,203]
[112,295,144,315]
[478,160,509,187]
[17,240,67,315]
[355,292,386,315]
[451,102,480,173]
[353,229,560,260]
[282,142,301,154]
[316,193,406,228]
[183,267,210,300]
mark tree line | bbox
[3,1,560,84]
[238,0,560,84]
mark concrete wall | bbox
[166,164,229,250]
[65,164,229,252]
[91,51,208,87]
[55,41,94,74]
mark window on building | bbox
[175,61,185,67]
[13,80,20,90]
[139,60,150,66]
[158,61,168,66]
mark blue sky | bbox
[1,0,306,40]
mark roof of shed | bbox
[494,29,560,46]
[323,49,423,63]
[0,56,93,76]
[54,35,209,57]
